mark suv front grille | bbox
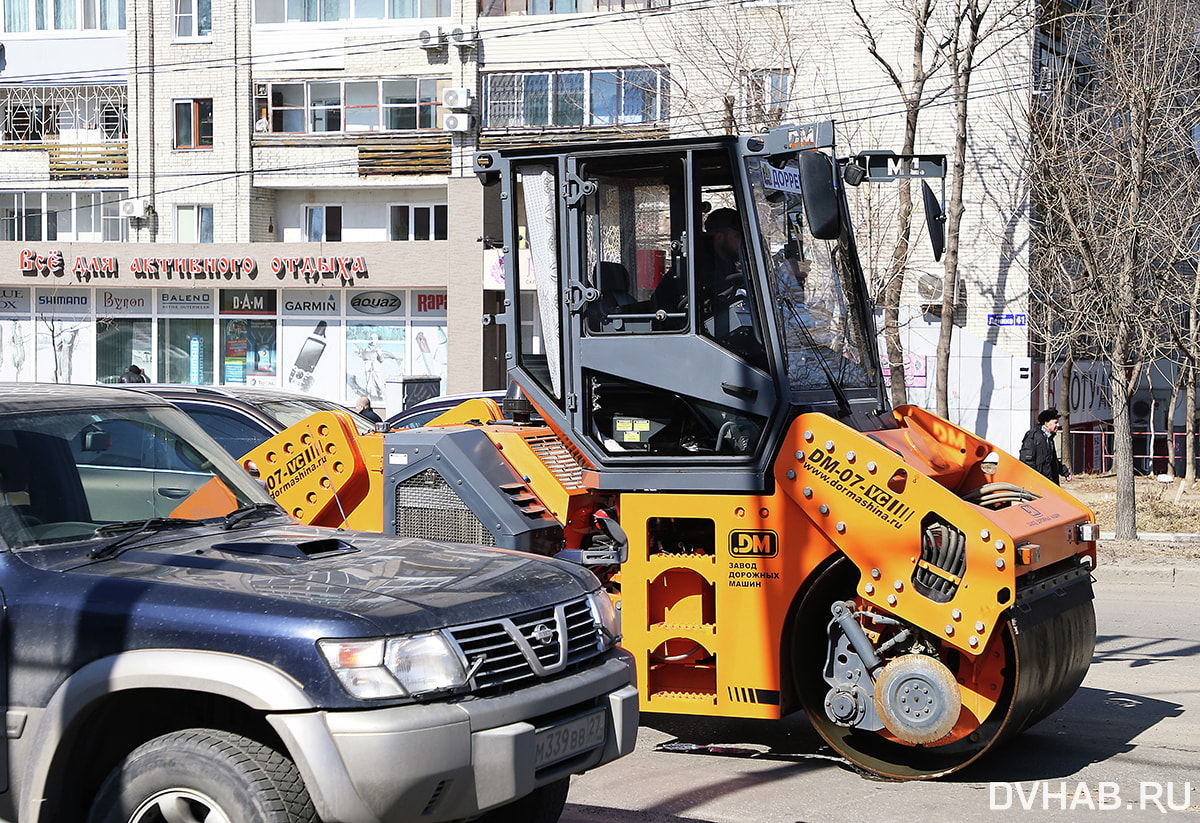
[446,597,602,694]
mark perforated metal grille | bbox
[394,469,495,546]
[447,598,602,694]
[525,434,585,489]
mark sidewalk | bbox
[1098,531,1200,586]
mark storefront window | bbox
[222,318,277,385]
[158,317,214,384]
[346,323,405,402]
[96,317,152,383]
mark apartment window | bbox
[101,103,127,139]
[390,204,446,241]
[1,104,57,142]
[254,78,445,134]
[174,0,212,38]
[1,191,122,241]
[305,205,342,242]
[177,205,214,243]
[252,0,447,22]
[480,0,658,15]
[745,69,789,126]
[174,99,214,149]
[483,68,667,128]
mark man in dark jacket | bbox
[119,365,148,384]
[1020,407,1071,484]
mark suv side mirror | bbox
[799,151,840,240]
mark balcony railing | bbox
[43,143,129,180]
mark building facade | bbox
[1,0,1042,443]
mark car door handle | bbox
[721,382,758,401]
[158,487,191,499]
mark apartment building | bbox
[1,0,1046,447]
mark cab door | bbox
[560,146,778,491]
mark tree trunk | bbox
[1110,352,1138,539]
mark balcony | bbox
[47,143,130,180]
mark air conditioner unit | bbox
[443,112,473,132]
[442,87,472,110]
[418,27,444,49]
[120,199,148,220]
[449,26,477,48]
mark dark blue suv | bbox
[0,384,636,823]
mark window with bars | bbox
[174,99,214,149]
[0,86,126,143]
[252,0,449,22]
[483,68,667,128]
[2,0,125,31]
[174,0,212,38]
[254,78,446,134]
[479,0,663,15]
[390,204,447,241]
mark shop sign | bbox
[160,290,215,315]
[348,291,404,316]
[271,256,368,284]
[221,289,278,315]
[282,289,340,315]
[34,287,91,314]
[17,250,369,285]
[0,288,30,315]
[413,292,448,317]
[98,289,153,317]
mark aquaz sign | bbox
[349,292,403,315]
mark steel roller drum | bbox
[795,556,1097,780]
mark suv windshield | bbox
[744,154,878,396]
[0,405,276,549]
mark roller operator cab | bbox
[250,122,1098,780]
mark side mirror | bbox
[922,180,946,262]
[798,151,841,240]
[82,429,112,452]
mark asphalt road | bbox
[561,579,1200,822]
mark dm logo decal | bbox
[730,530,779,558]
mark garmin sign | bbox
[348,291,404,315]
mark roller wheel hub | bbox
[874,654,961,745]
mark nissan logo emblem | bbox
[531,624,554,646]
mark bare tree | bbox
[1026,0,1200,538]
[851,0,943,406]
[933,0,1028,417]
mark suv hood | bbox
[47,525,596,635]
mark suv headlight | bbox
[319,634,468,700]
[587,589,621,651]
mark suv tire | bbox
[88,728,317,823]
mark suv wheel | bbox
[88,728,317,823]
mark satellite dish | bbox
[917,272,944,303]
[922,181,945,262]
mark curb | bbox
[1094,566,1200,587]
[1099,532,1200,543]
